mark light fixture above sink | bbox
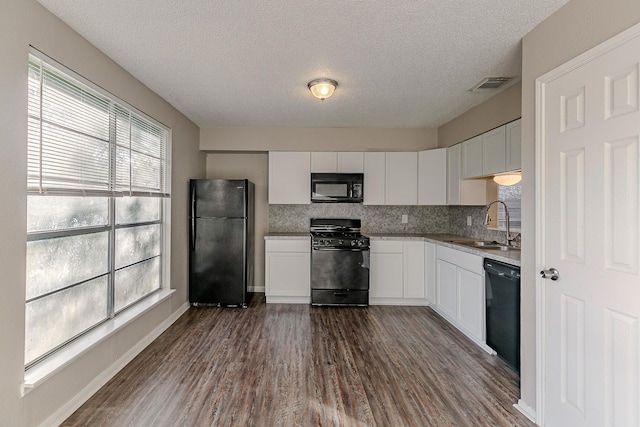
[493,172,521,186]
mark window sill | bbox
[22,288,175,395]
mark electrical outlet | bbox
[467,216,472,226]
[402,214,408,224]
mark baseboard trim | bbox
[265,296,310,304]
[249,285,265,293]
[40,302,190,427]
[429,306,495,355]
[514,399,538,424]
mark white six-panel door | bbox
[539,24,640,427]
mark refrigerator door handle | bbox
[191,217,196,250]
[191,184,196,250]
[191,184,196,218]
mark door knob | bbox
[540,268,559,281]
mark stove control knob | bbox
[338,239,344,245]
[359,240,367,246]
[351,240,357,246]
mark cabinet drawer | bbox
[266,239,310,253]
[311,289,368,306]
[370,240,403,253]
[436,245,483,274]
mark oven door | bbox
[310,247,370,291]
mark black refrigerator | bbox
[189,179,255,307]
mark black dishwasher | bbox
[484,259,521,374]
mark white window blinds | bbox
[27,53,170,197]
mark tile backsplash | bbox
[448,206,516,244]
[269,204,449,234]
[269,204,519,243]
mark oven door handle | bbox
[312,247,370,252]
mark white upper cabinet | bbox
[505,118,521,171]
[364,152,386,205]
[482,126,507,175]
[462,135,483,179]
[418,148,447,205]
[311,152,338,172]
[447,145,462,205]
[461,119,521,179]
[311,152,364,173]
[268,152,310,204]
[337,152,364,173]
[385,152,418,205]
[447,144,486,206]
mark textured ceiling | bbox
[36,0,569,128]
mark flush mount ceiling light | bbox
[308,78,338,100]
[493,172,522,186]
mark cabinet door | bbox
[265,252,310,297]
[403,241,425,299]
[385,152,418,205]
[462,135,483,178]
[482,125,507,175]
[457,268,484,341]
[364,152,386,205]
[447,144,486,206]
[337,152,364,173]
[311,152,338,172]
[424,242,436,304]
[446,145,461,205]
[436,259,457,320]
[370,252,403,298]
[418,148,447,205]
[269,152,310,204]
[506,119,521,171]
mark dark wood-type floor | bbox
[63,294,533,427]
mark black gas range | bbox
[310,218,370,306]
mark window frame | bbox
[25,49,172,369]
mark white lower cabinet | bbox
[424,242,436,304]
[435,246,489,350]
[265,239,310,303]
[370,252,403,298]
[369,240,428,305]
[370,240,403,299]
[436,259,458,320]
[403,241,425,299]
[456,267,484,340]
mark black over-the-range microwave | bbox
[311,173,364,203]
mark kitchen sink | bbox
[450,240,520,251]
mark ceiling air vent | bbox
[470,77,512,92]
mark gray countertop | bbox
[264,233,310,240]
[366,233,520,266]
[265,232,520,266]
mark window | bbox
[25,51,171,367]
[497,182,521,229]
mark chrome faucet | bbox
[484,200,515,247]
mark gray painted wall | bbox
[0,1,204,425]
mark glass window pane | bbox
[40,121,111,191]
[26,232,109,300]
[25,275,108,365]
[115,257,160,312]
[497,183,522,229]
[115,197,160,224]
[115,224,161,269]
[27,196,108,232]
